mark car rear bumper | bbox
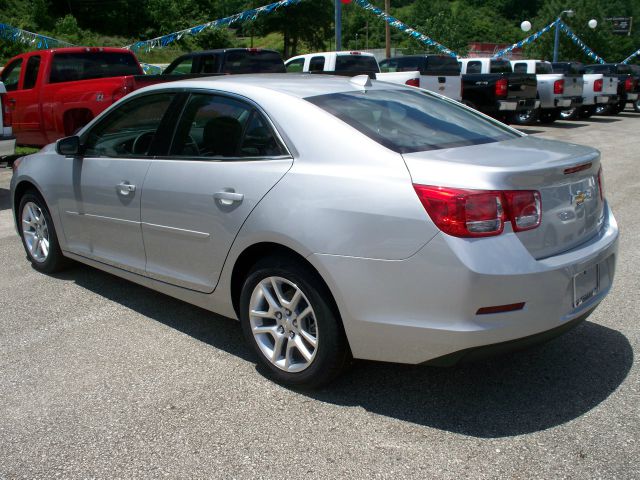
[311,205,618,365]
[498,98,539,112]
[0,136,16,157]
[555,98,572,108]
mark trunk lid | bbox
[403,136,605,259]
[505,73,537,100]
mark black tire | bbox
[239,255,350,388]
[18,191,68,274]
[509,108,539,125]
[559,107,579,120]
[595,104,611,115]
[538,109,560,124]
[579,106,596,118]
[634,99,640,113]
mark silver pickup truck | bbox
[511,60,582,124]
[0,82,16,158]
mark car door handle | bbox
[117,182,136,196]
[214,191,244,206]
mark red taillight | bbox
[495,78,508,98]
[413,185,541,238]
[554,79,564,95]
[593,78,603,92]
[1,95,11,127]
[112,77,135,103]
[597,167,605,202]
[405,78,420,87]
[624,77,633,92]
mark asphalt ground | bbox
[0,110,639,479]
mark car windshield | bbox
[306,88,518,153]
[49,52,140,83]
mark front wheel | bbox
[239,257,349,388]
[559,107,578,120]
[18,191,68,273]
[538,109,561,124]
[579,105,597,118]
[634,99,640,113]
[595,104,611,115]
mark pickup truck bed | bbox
[461,72,537,117]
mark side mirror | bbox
[56,136,82,156]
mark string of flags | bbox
[492,19,559,59]
[125,0,302,53]
[0,22,74,49]
[353,0,457,57]
[557,20,605,64]
[622,48,640,64]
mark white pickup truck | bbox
[552,62,619,119]
[285,51,421,91]
[0,82,16,158]
[511,60,583,124]
[379,55,462,101]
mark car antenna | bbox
[350,74,372,91]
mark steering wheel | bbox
[131,131,155,155]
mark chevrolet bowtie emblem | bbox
[573,190,589,206]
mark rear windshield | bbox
[335,55,380,74]
[535,62,553,74]
[584,65,611,74]
[306,89,517,153]
[222,50,285,74]
[424,56,460,75]
[552,63,584,74]
[49,52,140,83]
[490,60,512,73]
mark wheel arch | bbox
[12,179,49,231]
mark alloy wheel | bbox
[21,201,50,263]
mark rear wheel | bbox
[634,99,640,113]
[559,107,579,120]
[579,106,597,118]
[239,256,349,388]
[538,109,561,124]
[595,104,611,115]
[510,108,539,125]
[18,192,68,273]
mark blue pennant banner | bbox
[622,48,640,64]
[0,23,74,49]
[492,19,558,59]
[126,0,302,52]
[353,0,457,57]
[558,20,605,64]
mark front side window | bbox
[83,93,175,157]
[286,58,305,73]
[170,94,285,158]
[306,88,518,153]
[23,56,41,89]
[379,59,398,73]
[165,57,194,75]
[1,59,23,91]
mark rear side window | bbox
[169,94,285,158]
[222,50,285,74]
[424,56,460,75]
[306,89,517,153]
[466,61,482,74]
[335,55,380,74]
[513,63,528,73]
[490,60,511,74]
[309,56,325,72]
[379,59,398,73]
[535,62,553,74]
[397,57,422,72]
[286,58,305,73]
[23,56,41,89]
[49,52,141,83]
[1,59,23,91]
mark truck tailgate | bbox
[563,74,584,97]
[506,73,537,100]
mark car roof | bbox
[175,48,281,56]
[137,73,406,99]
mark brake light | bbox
[349,51,362,55]
[593,78,603,92]
[597,167,605,202]
[112,76,135,102]
[413,185,542,238]
[495,78,508,98]
[554,79,564,94]
[405,78,419,87]
[624,77,633,92]
[1,94,11,127]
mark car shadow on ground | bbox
[615,112,639,118]
[547,121,589,129]
[0,187,11,211]
[585,117,621,123]
[513,128,544,135]
[55,263,633,439]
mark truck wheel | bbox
[595,104,611,115]
[579,106,597,118]
[559,108,578,120]
[634,100,640,113]
[510,109,539,126]
[538,109,560,124]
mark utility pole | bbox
[335,0,342,51]
[385,0,391,59]
[553,10,574,62]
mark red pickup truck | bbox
[0,47,161,147]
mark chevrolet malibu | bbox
[10,75,618,387]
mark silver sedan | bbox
[10,74,618,387]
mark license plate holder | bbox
[573,263,600,308]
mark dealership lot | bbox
[0,113,638,478]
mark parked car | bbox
[511,60,583,124]
[584,63,638,115]
[0,47,163,147]
[378,54,463,101]
[630,64,640,113]
[458,57,538,120]
[11,75,618,387]
[0,82,16,157]
[163,48,286,75]
[285,51,421,91]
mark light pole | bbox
[335,0,342,52]
[553,9,574,62]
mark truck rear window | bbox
[334,55,380,74]
[222,51,285,74]
[49,52,141,83]
[424,56,461,75]
[306,89,517,153]
[490,60,512,74]
[535,62,553,74]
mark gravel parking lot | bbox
[1,112,638,479]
